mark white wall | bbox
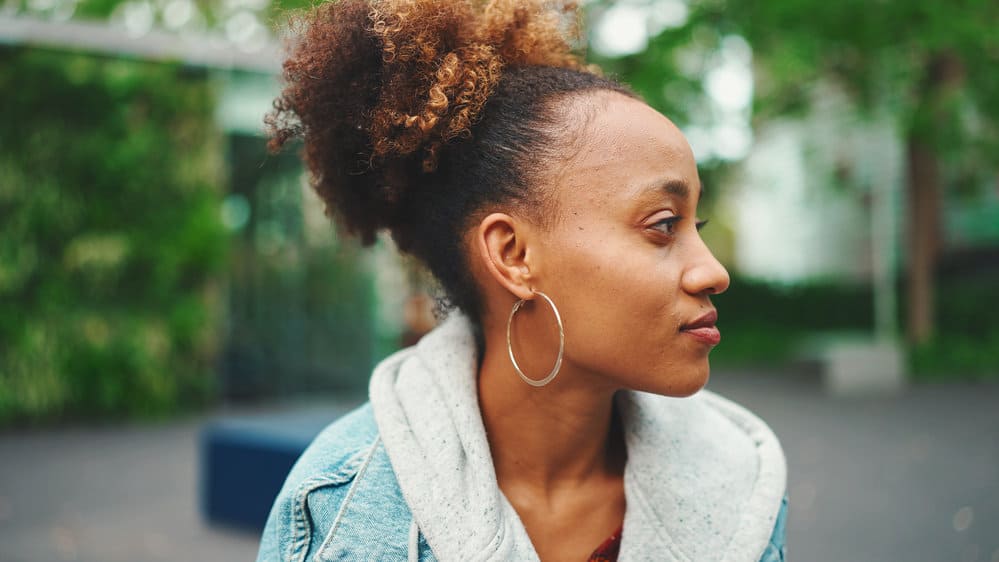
[726,85,904,284]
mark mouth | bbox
[680,310,721,346]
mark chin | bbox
[669,375,709,397]
[639,363,710,398]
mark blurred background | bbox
[0,0,996,560]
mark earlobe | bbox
[476,212,535,300]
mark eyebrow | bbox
[637,178,703,203]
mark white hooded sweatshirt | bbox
[369,313,788,562]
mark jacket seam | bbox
[313,435,382,561]
[284,444,373,562]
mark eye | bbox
[696,219,709,231]
[651,216,681,235]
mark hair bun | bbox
[367,0,589,171]
[267,0,594,243]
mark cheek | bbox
[545,228,684,373]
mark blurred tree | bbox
[0,48,227,423]
[599,0,999,345]
[707,0,998,345]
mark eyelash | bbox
[652,217,709,235]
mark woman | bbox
[258,0,788,560]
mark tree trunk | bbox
[904,137,940,345]
[904,53,963,345]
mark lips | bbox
[680,310,721,346]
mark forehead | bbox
[551,92,698,212]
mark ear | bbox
[474,212,535,301]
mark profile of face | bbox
[477,92,730,397]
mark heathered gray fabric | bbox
[369,313,787,562]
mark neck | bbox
[477,330,625,496]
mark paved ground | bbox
[0,415,261,562]
[0,370,997,562]
[712,370,999,562]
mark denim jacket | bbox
[257,404,787,562]
[259,315,788,561]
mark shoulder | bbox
[283,403,381,485]
[256,403,415,562]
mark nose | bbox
[682,238,730,296]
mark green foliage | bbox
[710,278,873,367]
[910,331,999,382]
[711,274,999,380]
[906,271,999,380]
[701,0,999,183]
[590,20,704,127]
[592,0,998,366]
[594,0,999,159]
[0,48,227,424]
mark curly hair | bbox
[267,0,635,322]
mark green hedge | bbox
[711,274,999,380]
[0,48,227,424]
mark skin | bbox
[466,91,730,561]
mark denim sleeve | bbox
[256,479,298,562]
[758,495,788,562]
[255,405,379,562]
[255,452,368,562]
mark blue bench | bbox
[199,403,358,531]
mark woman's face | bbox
[531,92,730,397]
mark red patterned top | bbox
[587,526,623,562]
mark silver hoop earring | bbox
[506,291,564,387]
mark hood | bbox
[369,313,786,562]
